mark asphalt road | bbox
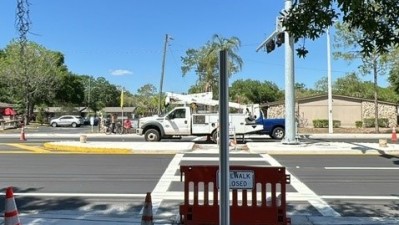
[0,125,397,221]
[0,153,397,218]
[274,155,399,217]
[0,154,173,215]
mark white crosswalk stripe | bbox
[149,153,345,217]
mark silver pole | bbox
[219,49,230,225]
[327,27,333,134]
[121,88,124,130]
[283,0,298,144]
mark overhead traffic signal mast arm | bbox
[256,15,286,53]
[256,30,279,52]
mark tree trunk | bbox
[24,96,29,126]
[373,58,379,133]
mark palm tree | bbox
[181,34,243,95]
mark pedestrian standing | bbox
[111,113,117,134]
[123,117,132,134]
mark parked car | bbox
[50,115,84,128]
[83,117,99,126]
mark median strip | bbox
[43,142,133,154]
[7,143,51,153]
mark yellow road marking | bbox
[7,144,51,153]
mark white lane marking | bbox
[9,192,397,201]
[150,153,184,215]
[321,195,399,200]
[159,191,399,201]
[2,193,146,197]
[325,167,399,170]
[261,154,341,217]
[192,136,204,141]
[181,157,264,161]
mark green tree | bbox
[334,73,366,97]
[181,34,243,96]
[388,47,399,94]
[377,86,399,103]
[333,22,392,133]
[92,77,120,109]
[283,0,399,58]
[296,82,320,98]
[332,72,397,103]
[230,79,283,104]
[0,41,66,122]
[54,72,85,106]
[134,84,159,116]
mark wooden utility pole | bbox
[158,34,171,115]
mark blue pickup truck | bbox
[253,113,285,139]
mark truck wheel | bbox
[211,130,218,144]
[271,127,285,139]
[144,129,161,142]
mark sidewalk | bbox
[37,132,399,155]
[13,214,399,225]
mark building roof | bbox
[35,106,136,113]
[101,107,136,113]
[261,94,398,107]
[0,102,13,108]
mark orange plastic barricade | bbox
[179,165,291,225]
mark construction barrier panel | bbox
[179,165,290,225]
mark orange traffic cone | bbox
[392,127,397,143]
[4,187,21,225]
[141,192,153,225]
[19,127,26,141]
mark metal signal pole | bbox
[327,27,333,134]
[282,0,298,144]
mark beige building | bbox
[263,95,398,128]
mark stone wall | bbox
[266,105,285,118]
[362,102,397,127]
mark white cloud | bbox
[110,69,133,76]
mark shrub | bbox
[333,120,341,128]
[36,107,45,125]
[355,121,363,128]
[313,119,341,128]
[363,118,389,128]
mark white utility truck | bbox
[136,92,264,142]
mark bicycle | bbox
[100,121,123,135]
[114,122,123,134]
[99,120,113,135]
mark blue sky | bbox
[0,0,386,94]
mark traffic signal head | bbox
[276,32,285,47]
[266,40,275,53]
